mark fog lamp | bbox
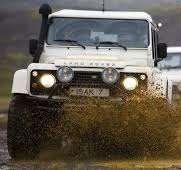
[102,68,119,84]
[57,66,74,83]
[40,74,56,88]
[123,76,138,91]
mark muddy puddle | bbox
[0,124,181,170]
[0,97,181,170]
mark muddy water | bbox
[0,105,181,170]
[0,125,126,170]
[0,95,181,170]
[0,128,180,170]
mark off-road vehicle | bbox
[159,47,181,103]
[7,4,172,159]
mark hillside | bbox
[1,0,181,10]
[1,1,181,98]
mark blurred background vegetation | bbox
[1,0,181,111]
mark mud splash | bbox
[39,95,180,160]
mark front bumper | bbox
[25,94,138,111]
[28,94,123,104]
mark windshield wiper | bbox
[96,41,127,51]
[54,39,86,49]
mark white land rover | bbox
[8,4,171,159]
[158,47,181,103]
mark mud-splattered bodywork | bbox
[11,9,172,105]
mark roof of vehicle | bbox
[167,47,181,53]
[49,9,153,22]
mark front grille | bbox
[71,71,109,88]
[30,70,148,97]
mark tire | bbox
[7,94,62,160]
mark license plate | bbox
[70,87,110,97]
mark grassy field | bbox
[13,159,181,170]
[94,159,181,169]
[0,97,9,113]
[0,97,180,168]
[0,66,13,113]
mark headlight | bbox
[40,74,56,88]
[102,68,119,84]
[57,66,74,83]
[123,76,138,91]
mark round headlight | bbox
[123,76,138,91]
[102,68,119,84]
[57,66,74,83]
[40,74,56,88]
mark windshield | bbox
[47,18,149,48]
[158,53,181,69]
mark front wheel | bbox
[7,94,62,159]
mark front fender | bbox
[148,69,173,103]
[12,69,28,94]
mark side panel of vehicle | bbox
[12,69,28,94]
[147,68,171,101]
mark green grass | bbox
[0,68,13,98]
[0,97,8,125]
[6,52,26,62]
[0,113,8,126]
[0,97,9,112]
[94,159,181,169]
[0,68,12,112]
[13,159,181,170]
[45,160,181,169]
[28,9,40,20]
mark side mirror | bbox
[29,39,38,56]
[158,43,167,59]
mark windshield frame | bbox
[46,17,150,49]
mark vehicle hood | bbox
[40,47,150,68]
[162,69,181,83]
